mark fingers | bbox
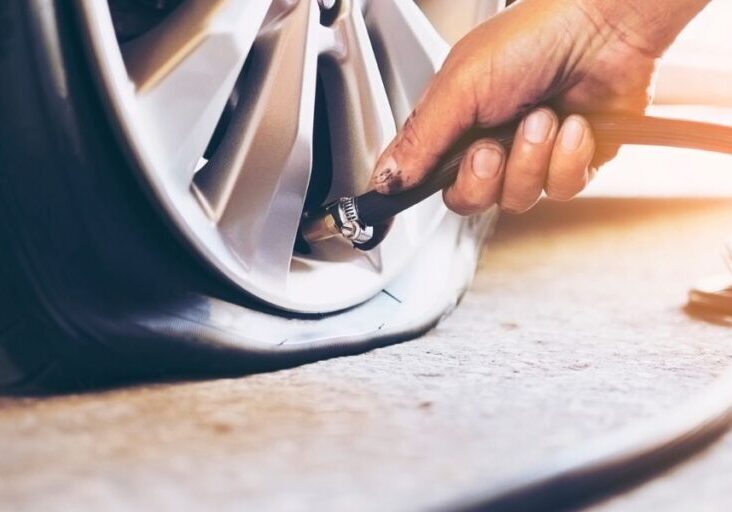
[500,108,559,213]
[441,110,597,217]
[544,115,596,201]
[443,141,506,215]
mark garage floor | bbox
[2,198,732,511]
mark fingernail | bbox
[523,109,553,144]
[472,146,503,179]
[560,117,585,151]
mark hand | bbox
[370,0,709,214]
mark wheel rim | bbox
[76,0,503,313]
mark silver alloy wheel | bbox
[76,0,504,313]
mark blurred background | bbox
[584,0,732,197]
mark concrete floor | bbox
[2,198,732,511]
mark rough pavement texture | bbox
[2,198,732,511]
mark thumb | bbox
[370,70,477,194]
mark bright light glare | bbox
[585,2,732,199]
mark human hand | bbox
[370,0,709,214]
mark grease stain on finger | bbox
[384,170,404,193]
[374,169,404,194]
[372,155,398,188]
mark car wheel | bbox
[0,0,503,390]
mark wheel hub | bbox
[77,0,504,313]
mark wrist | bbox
[575,0,711,57]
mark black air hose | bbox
[355,115,732,226]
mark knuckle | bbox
[444,190,484,216]
[399,112,424,150]
[546,185,580,201]
[509,149,551,179]
[396,111,442,163]
[505,169,545,199]
[501,178,543,213]
[522,160,550,180]
[546,174,586,201]
[500,199,532,214]
[500,191,538,213]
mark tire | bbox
[0,0,499,391]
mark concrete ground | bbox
[2,198,732,511]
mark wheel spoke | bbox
[364,0,450,125]
[123,0,272,185]
[192,0,321,284]
[80,0,505,311]
[360,0,453,267]
[318,0,397,202]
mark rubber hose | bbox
[448,367,732,511]
[355,114,732,226]
[431,115,732,511]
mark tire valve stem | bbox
[300,197,376,250]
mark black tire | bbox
[0,0,244,390]
[0,0,489,392]
[0,0,349,391]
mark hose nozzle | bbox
[300,114,732,252]
[300,197,374,247]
